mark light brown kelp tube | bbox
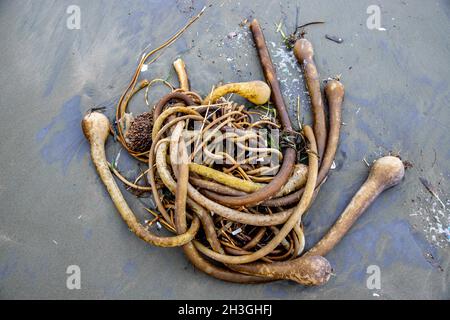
[200,19,297,207]
[173,58,189,92]
[263,79,345,207]
[152,92,196,123]
[293,38,327,160]
[306,156,405,257]
[203,81,271,106]
[148,113,205,225]
[81,112,199,247]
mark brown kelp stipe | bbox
[306,156,405,257]
[293,38,327,160]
